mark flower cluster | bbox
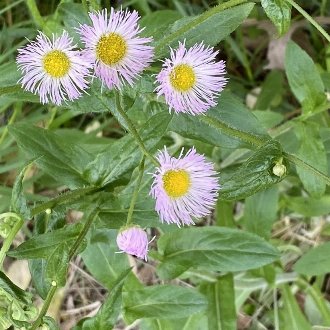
[17,8,227,261]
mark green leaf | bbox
[244,186,279,239]
[157,227,280,279]
[76,268,132,330]
[295,122,327,197]
[170,91,268,149]
[140,10,182,40]
[29,259,50,300]
[200,274,236,330]
[8,124,93,189]
[123,285,208,324]
[280,284,311,330]
[155,3,254,57]
[261,0,291,36]
[294,242,330,276]
[7,223,83,259]
[10,161,33,219]
[46,243,70,287]
[285,195,330,216]
[81,229,134,290]
[220,140,285,201]
[84,111,171,186]
[42,316,60,330]
[285,41,326,113]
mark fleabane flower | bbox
[116,226,149,260]
[78,8,154,89]
[150,147,220,226]
[16,31,91,105]
[155,42,227,115]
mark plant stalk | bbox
[26,0,44,28]
[0,213,23,269]
[287,0,330,43]
[30,210,99,329]
[126,157,145,226]
[114,93,159,167]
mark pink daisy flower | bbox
[77,8,154,89]
[150,147,220,226]
[155,41,227,115]
[16,31,91,105]
[116,226,149,261]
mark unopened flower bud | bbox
[273,161,286,177]
[116,226,149,261]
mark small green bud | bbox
[45,208,52,215]
[273,158,286,177]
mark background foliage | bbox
[1,0,330,329]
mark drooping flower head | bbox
[16,31,91,105]
[116,226,149,260]
[150,147,220,226]
[155,41,227,115]
[78,8,154,89]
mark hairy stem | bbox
[126,157,145,226]
[26,0,44,28]
[0,213,23,269]
[203,115,330,186]
[287,0,330,43]
[30,210,99,329]
[115,93,159,167]
[31,186,100,216]
[154,0,250,56]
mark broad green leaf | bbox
[7,223,83,259]
[294,242,330,276]
[84,111,171,186]
[254,70,284,110]
[200,274,236,330]
[244,186,279,239]
[155,3,254,57]
[29,259,50,300]
[140,10,182,40]
[42,316,60,330]
[157,227,280,279]
[123,285,208,324]
[46,243,70,287]
[280,284,311,330]
[285,195,330,216]
[295,122,327,197]
[285,41,326,113]
[9,124,93,189]
[170,91,268,149]
[75,268,132,330]
[81,229,135,290]
[220,140,285,201]
[11,161,33,219]
[261,0,291,36]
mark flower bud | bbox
[116,226,149,261]
[273,160,286,177]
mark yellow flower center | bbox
[163,169,190,198]
[96,33,127,66]
[43,50,70,78]
[170,64,196,92]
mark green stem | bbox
[30,210,99,329]
[26,0,44,28]
[0,85,22,96]
[88,0,100,10]
[283,152,330,186]
[31,187,100,216]
[0,102,21,145]
[126,157,145,226]
[0,214,23,269]
[203,115,330,186]
[114,93,159,167]
[287,0,330,43]
[199,115,267,147]
[297,278,330,325]
[154,0,249,57]
[30,283,57,330]
[68,209,99,259]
